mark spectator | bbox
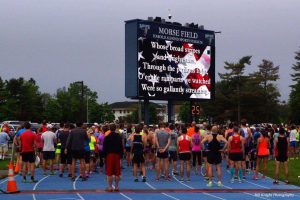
[0,127,10,160]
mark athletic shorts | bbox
[85,151,91,163]
[132,154,145,164]
[125,146,131,152]
[169,151,178,161]
[179,152,191,161]
[106,153,121,176]
[37,148,43,153]
[157,151,168,159]
[43,151,55,160]
[71,150,85,159]
[0,144,8,153]
[60,149,72,164]
[207,151,222,165]
[22,151,35,163]
[202,151,208,158]
[290,141,297,147]
[257,155,269,158]
[229,153,243,162]
[276,155,288,162]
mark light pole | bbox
[86,93,89,123]
[75,81,84,123]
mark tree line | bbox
[0,79,114,123]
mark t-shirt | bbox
[20,130,36,152]
[66,127,88,151]
[168,131,177,151]
[58,131,70,149]
[16,128,26,137]
[156,129,170,150]
[42,131,56,151]
[290,129,297,142]
[0,132,10,145]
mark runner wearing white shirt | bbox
[42,124,57,175]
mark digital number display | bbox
[191,105,201,116]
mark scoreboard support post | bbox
[144,99,150,125]
[168,100,174,123]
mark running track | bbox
[0,162,299,200]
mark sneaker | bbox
[242,176,246,180]
[30,179,38,183]
[230,178,234,183]
[217,181,223,187]
[22,179,26,183]
[172,171,179,176]
[238,178,242,183]
[142,176,147,182]
[180,178,184,182]
[273,180,279,184]
[50,171,55,175]
[155,178,160,181]
[81,177,87,181]
[207,181,213,187]
[285,180,290,184]
[71,177,76,182]
[165,175,171,181]
[186,178,191,182]
[43,172,47,176]
[234,176,238,180]
[134,178,138,182]
[252,175,258,180]
[68,174,72,177]
[59,174,63,178]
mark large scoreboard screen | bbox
[125,19,215,101]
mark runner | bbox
[131,124,147,182]
[58,123,72,178]
[273,127,289,184]
[289,125,297,160]
[225,123,234,170]
[41,124,57,175]
[0,127,10,160]
[35,127,44,167]
[202,124,212,180]
[168,124,179,176]
[254,129,270,180]
[228,126,245,183]
[66,122,89,181]
[20,122,38,183]
[240,119,252,178]
[191,126,202,175]
[202,125,227,187]
[97,126,105,173]
[124,124,133,167]
[103,123,123,192]
[155,122,171,181]
[177,126,192,182]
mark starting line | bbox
[9,188,300,195]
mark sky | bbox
[0,0,300,103]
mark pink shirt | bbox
[192,133,201,151]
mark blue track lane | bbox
[0,162,299,200]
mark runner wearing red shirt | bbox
[20,122,38,183]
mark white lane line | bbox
[0,175,19,184]
[162,193,181,200]
[172,175,226,200]
[47,198,81,200]
[32,175,50,200]
[144,181,181,200]
[213,181,270,200]
[112,185,133,200]
[243,179,270,189]
[73,176,85,200]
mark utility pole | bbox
[75,81,84,123]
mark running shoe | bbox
[230,178,234,183]
[285,180,290,184]
[134,178,139,182]
[273,180,279,184]
[217,181,223,187]
[238,178,242,183]
[22,179,26,183]
[50,171,55,175]
[59,174,63,178]
[252,175,258,180]
[30,179,38,183]
[242,176,246,180]
[172,171,179,176]
[43,172,47,176]
[207,181,213,187]
[186,178,191,182]
[81,177,87,181]
[180,178,184,182]
[142,176,147,182]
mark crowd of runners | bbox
[2,119,300,191]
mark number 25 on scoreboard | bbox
[191,104,201,116]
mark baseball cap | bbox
[46,124,53,129]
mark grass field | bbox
[0,158,10,170]
[262,158,300,186]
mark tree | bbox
[250,59,280,122]
[290,49,300,84]
[178,102,191,123]
[218,56,252,122]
